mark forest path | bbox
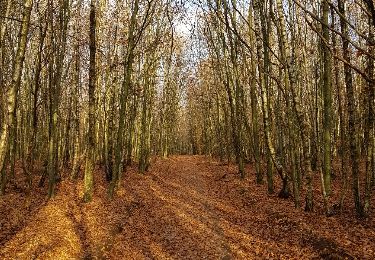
[1,156,374,259]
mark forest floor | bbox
[0,155,374,259]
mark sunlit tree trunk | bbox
[71,37,82,180]
[247,5,262,184]
[254,0,285,196]
[320,0,333,211]
[110,0,139,197]
[47,0,69,197]
[223,0,245,178]
[248,2,262,185]
[0,0,11,90]
[83,0,97,202]
[0,0,33,195]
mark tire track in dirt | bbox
[122,156,236,259]
[66,185,92,259]
[172,157,233,258]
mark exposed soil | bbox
[0,156,374,259]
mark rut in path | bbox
[0,156,373,259]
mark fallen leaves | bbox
[0,155,374,259]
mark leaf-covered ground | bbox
[0,156,374,259]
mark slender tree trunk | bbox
[321,0,332,197]
[109,0,139,197]
[0,0,11,88]
[0,0,33,195]
[71,3,82,180]
[247,1,262,184]
[363,16,374,215]
[335,0,351,211]
[83,0,97,202]
[254,0,277,194]
[47,0,69,197]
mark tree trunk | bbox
[363,16,374,215]
[0,0,33,195]
[321,0,333,211]
[83,0,97,202]
[109,0,139,197]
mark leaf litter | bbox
[0,155,374,259]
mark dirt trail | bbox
[0,156,374,259]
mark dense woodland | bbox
[0,0,375,220]
[1,0,375,258]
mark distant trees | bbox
[0,0,186,197]
[187,0,374,217]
